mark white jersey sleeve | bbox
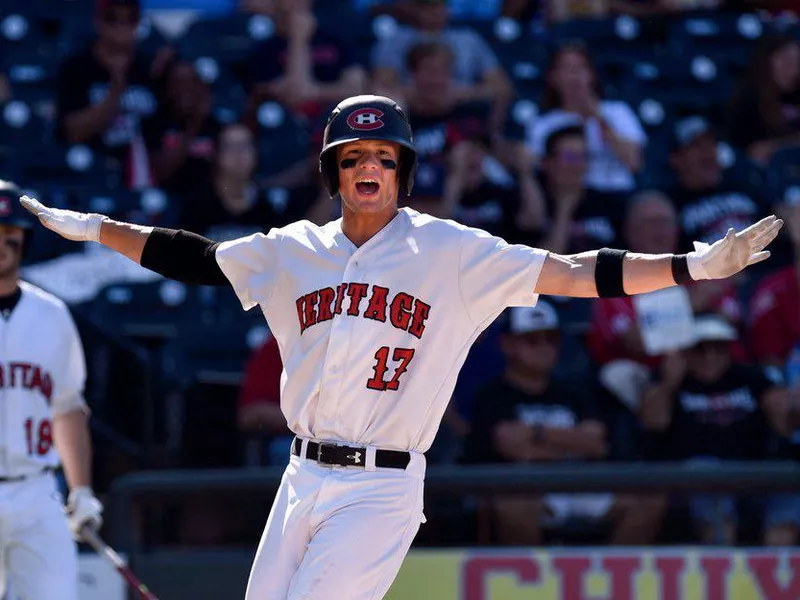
[51,310,88,416]
[458,226,549,325]
[215,228,283,311]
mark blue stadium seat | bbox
[87,279,200,340]
[1,41,61,94]
[7,144,123,192]
[177,13,269,73]
[160,320,269,388]
[548,15,666,56]
[765,145,800,202]
[0,98,53,151]
[254,101,312,177]
[668,12,769,68]
[619,53,734,112]
[74,187,181,228]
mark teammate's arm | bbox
[19,196,230,286]
[52,409,93,490]
[534,216,783,298]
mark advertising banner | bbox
[386,548,800,600]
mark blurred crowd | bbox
[2,0,800,548]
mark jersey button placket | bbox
[316,257,359,431]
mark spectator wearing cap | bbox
[587,190,743,371]
[525,41,646,193]
[179,123,303,241]
[143,60,222,196]
[463,302,665,545]
[245,0,367,122]
[729,35,800,166]
[534,124,626,255]
[56,0,167,189]
[638,314,796,546]
[371,0,512,138]
[666,115,777,254]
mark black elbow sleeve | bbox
[140,228,230,287]
[595,248,629,298]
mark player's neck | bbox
[341,206,400,248]
[0,276,19,297]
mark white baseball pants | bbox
[0,472,78,600]
[245,440,426,600]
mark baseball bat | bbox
[80,527,161,600]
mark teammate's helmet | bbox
[319,95,418,198]
[0,180,34,257]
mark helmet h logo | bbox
[0,198,11,217]
[347,108,385,131]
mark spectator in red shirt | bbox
[237,335,290,444]
[748,202,800,368]
[587,190,743,371]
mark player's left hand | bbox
[686,215,784,281]
[66,487,104,541]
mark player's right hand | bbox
[20,195,107,242]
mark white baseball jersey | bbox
[216,207,547,452]
[0,281,87,478]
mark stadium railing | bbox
[107,461,800,551]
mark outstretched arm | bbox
[20,196,229,286]
[535,216,783,298]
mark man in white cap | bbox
[639,313,796,545]
[463,300,666,545]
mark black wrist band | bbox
[671,254,693,285]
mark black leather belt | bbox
[292,438,410,470]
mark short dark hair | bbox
[543,124,585,158]
[406,41,454,73]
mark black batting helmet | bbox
[319,95,418,198]
[0,180,35,257]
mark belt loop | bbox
[300,437,309,459]
[365,446,377,472]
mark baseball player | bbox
[0,180,103,600]
[20,95,782,600]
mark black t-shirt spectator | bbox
[666,365,777,461]
[669,180,771,250]
[142,113,222,195]
[463,377,596,464]
[455,180,522,241]
[409,101,491,165]
[56,44,159,163]
[537,173,625,254]
[180,182,317,241]
[247,31,358,119]
[730,86,800,149]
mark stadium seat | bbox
[160,320,269,388]
[254,101,312,177]
[177,13,270,78]
[765,145,800,202]
[7,143,123,193]
[619,53,734,112]
[87,279,201,341]
[668,12,769,69]
[74,187,181,228]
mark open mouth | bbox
[355,179,380,196]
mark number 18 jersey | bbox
[216,208,547,452]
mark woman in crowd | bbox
[525,40,646,193]
[729,34,800,166]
